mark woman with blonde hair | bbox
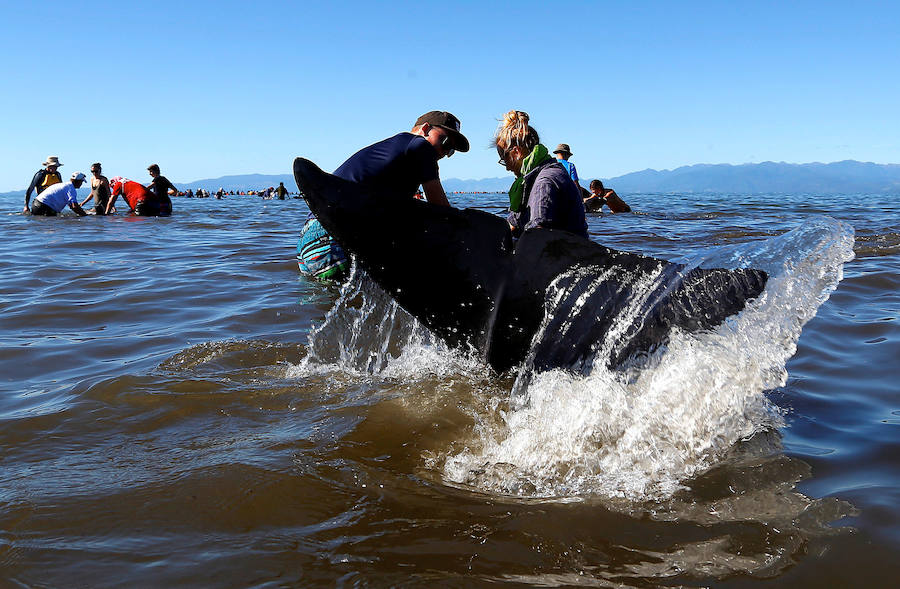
[494,110,587,239]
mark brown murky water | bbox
[2,192,897,587]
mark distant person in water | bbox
[584,179,631,213]
[276,182,288,200]
[298,110,470,281]
[28,172,88,216]
[495,110,587,238]
[107,177,172,216]
[24,155,65,213]
[553,143,591,198]
[146,164,177,211]
[79,163,113,215]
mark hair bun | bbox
[495,109,538,153]
[503,109,529,129]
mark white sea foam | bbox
[443,217,855,500]
[286,262,481,381]
[287,219,855,501]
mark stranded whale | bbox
[293,157,768,374]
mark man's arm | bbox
[24,170,44,211]
[69,201,88,216]
[421,178,450,207]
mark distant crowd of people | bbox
[25,157,176,217]
[186,183,294,199]
[21,157,302,217]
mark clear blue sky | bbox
[3,0,898,192]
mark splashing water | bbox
[443,217,855,500]
[288,262,481,381]
[288,218,854,501]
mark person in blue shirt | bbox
[553,143,591,198]
[298,110,470,281]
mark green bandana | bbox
[507,143,552,212]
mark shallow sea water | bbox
[1,189,897,587]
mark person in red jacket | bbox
[107,177,172,216]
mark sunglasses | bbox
[439,133,455,158]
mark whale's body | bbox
[293,157,767,374]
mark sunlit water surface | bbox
[1,190,897,587]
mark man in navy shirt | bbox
[334,110,469,206]
[298,111,469,281]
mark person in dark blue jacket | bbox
[494,110,588,239]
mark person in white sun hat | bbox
[24,155,65,212]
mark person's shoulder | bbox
[403,132,428,149]
[530,163,566,190]
[540,160,569,180]
[406,133,438,159]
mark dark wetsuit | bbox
[149,175,177,214]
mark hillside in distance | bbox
[96,160,900,195]
[4,160,898,197]
[170,161,900,195]
[606,160,900,194]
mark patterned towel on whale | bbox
[297,217,349,281]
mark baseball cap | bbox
[414,111,470,152]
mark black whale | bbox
[293,157,767,374]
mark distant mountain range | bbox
[4,160,899,197]
[605,160,900,194]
